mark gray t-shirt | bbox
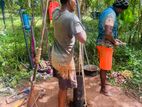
[51,8,84,68]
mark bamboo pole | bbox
[27,0,49,106]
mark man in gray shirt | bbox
[51,0,86,107]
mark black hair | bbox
[113,0,129,9]
[113,3,128,9]
[60,0,68,5]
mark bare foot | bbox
[100,89,112,96]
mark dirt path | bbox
[0,76,142,107]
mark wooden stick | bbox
[27,0,49,106]
[76,0,87,106]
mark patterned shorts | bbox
[55,69,77,90]
[52,58,77,90]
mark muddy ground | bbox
[0,76,142,107]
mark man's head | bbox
[60,0,68,5]
[60,0,76,12]
[113,0,129,13]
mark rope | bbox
[76,0,87,106]
[79,44,87,107]
[84,46,90,66]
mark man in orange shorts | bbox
[96,0,129,96]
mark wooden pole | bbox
[73,0,87,107]
[27,0,49,106]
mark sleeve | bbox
[52,8,60,21]
[70,15,85,36]
[49,1,60,20]
[104,13,115,27]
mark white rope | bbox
[79,43,87,106]
[84,46,90,65]
[76,0,87,105]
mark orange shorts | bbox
[96,46,113,71]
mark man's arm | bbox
[75,30,86,43]
[71,15,87,43]
[104,25,125,46]
[104,25,116,44]
[104,15,119,46]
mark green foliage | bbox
[113,46,142,92]
[82,18,98,65]
[113,46,131,67]
[0,15,31,87]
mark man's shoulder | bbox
[65,11,78,19]
[63,11,80,23]
[52,7,60,19]
[72,14,80,22]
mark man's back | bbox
[52,8,82,65]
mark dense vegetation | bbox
[0,0,142,99]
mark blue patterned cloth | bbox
[97,6,118,45]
